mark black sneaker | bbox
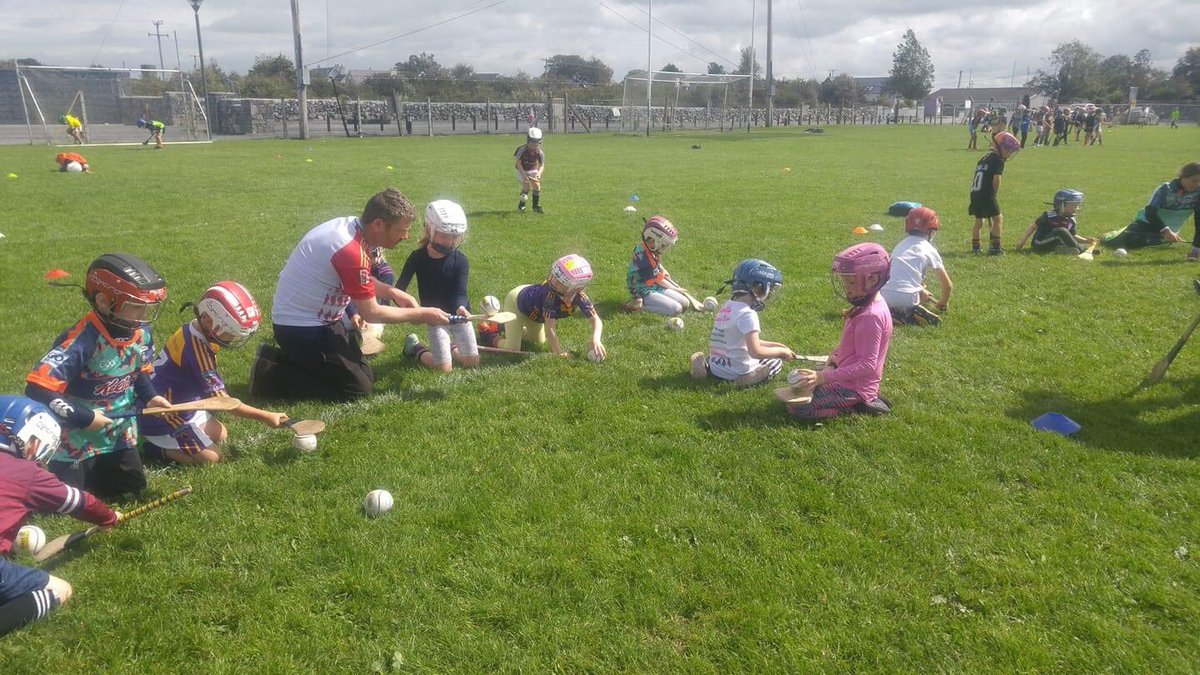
[988,247,1005,256]
[532,205,544,214]
[972,245,982,255]
[911,305,942,326]
[518,201,526,212]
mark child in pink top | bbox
[788,243,894,420]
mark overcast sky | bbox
[1,0,1194,90]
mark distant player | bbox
[137,118,165,150]
[1014,189,1095,254]
[58,113,84,144]
[1083,105,1100,146]
[969,131,1022,255]
[0,396,120,638]
[514,127,545,213]
[690,259,794,386]
[967,107,987,150]
[140,282,288,466]
[881,207,953,326]
[55,152,91,173]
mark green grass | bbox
[1,125,1198,671]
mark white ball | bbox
[586,346,605,363]
[666,316,685,331]
[480,295,501,316]
[1114,248,1128,257]
[362,322,384,338]
[65,161,83,173]
[364,489,394,518]
[702,296,718,312]
[292,434,318,452]
[17,525,46,554]
[787,369,804,386]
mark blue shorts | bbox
[0,557,49,603]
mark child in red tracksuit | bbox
[0,396,119,638]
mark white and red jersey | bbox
[0,453,117,556]
[272,216,376,327]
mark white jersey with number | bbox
[881,235,944,309]
[271,216,376,327]
[707,299,760,380]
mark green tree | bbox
[239,54,296,98]
[887,28,934,101]
[661,63,682,73]
[707,62,726,75]
[396,53,444,80]
[820,74,861,106]
[543,55,612,86]
[734,46,762,79]
[1028,40,1103,101]
[1171,46,1200,100]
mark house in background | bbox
[923,86,1047,119]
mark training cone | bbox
[869,223,885,231]
[1031,412,1080,437]
[623,205,637,213]
[852,226,869,235]
[385,165,394,171]
[6,173,17,179]
[44,269,70,281]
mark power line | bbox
[91,0,130,66]
[307,0,510,68]
[615,0,739,69]
[588,0,726,70]
[784,0,819,81]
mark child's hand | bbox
[147,395,171,410]
[423,308,451,325]
[793,369,822,389]
[918,289,934,304]
[781,347,797,361]
[590,341,607,360]
[351,314,367,331]
[101,511,122,532]
[937,302,949,313]
[456,306,470,318]
[263,412,288,428]
[89,411,114,430]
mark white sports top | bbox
[271,216,376,327]
[707,299,760,379]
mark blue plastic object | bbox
[1031,412,1080,436]
[629,194,640,202]
[888,200,921,216]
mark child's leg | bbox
[786,383,865,420]
[733,358,784,387]
[530,177,542,211]
[689,352,709,380]
[0,560,71,637]
[146,413,225,466]
[449,322,480,368]
[972,218,984,252]
[990,214,1004,253]
[502,286,527,351]
[643,290,686,316]
[47,455,93,490]
[417,325,454,373]
[515,169,530,210]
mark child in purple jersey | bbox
[501,254,606,360]
[141,282,288,466]
[514,127,546,213]
[0,396,120,638]
[788,243,894,421]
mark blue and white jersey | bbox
[1136,179,1200,233]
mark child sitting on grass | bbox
[501,254,606,360]
[690,259,795,385]
[881,207,953,326]
[140,282,288,466]
[1014,189,1095,254]
[787,243,894,420]
[624,216,695,316]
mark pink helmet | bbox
[992,131,1021,157]
[642,216,678,253]
[550,254,593,292]
[195,281,261,347]
[832,243,890,306]
[905,207,940,238]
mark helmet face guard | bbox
[643,216,678,254]
[425,200,468,255]
[730,259,784,311]
[831,243,890,307]
[0,397,61,464]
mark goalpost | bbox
[14,64,211,146]
[619,70,750,134]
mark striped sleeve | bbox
[27,467,118,527]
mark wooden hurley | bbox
[774,385,814,405]
[109,397,241,420]
[283,419,326,436]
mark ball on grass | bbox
[65,161,83,173]
[1114,248,1128,257]
[702,296,718,312]
[787,369,804,387]
[586,347,605,363]
[480,295,501,316]
[292,434,318,452]
[666,317,685,331]
[17,525,46,554]
[364,489,394,518]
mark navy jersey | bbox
[970,152,1006,202]
[1034,210,1077,238]
[396,246,470,313]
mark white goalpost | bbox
[619,70,750,134]
[14,64,211,146]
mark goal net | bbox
[10,65,211,146]
[619,70,750,134]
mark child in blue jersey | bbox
[1101,162,1200,259]
[502,254,606,360]
[140,282,289,466]
[24,253,171,497]
[625,215,694,315]
[399,200,481,372]
[0,396,120,638]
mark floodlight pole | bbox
[290,0,310,139]
[747,0,755,132]
[646,0,652,137]
[765,0,773,127]
[189,0,210,122]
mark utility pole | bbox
[957,70,962,89]
[747,0,755,132]
[290,0,309,139]
[148,20,167,74]
[765,0,773,127]
[646,0,652,137]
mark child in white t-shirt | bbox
[690,259,795,386]
[880,207,953,326]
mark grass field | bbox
[0,124,1198,671]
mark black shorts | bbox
[969,197,1000,219]
[269,320,374,401]
[49,447,147,498]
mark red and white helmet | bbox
[642,216,678,253]
[832,243,890,306]
[905,207,940,239]
[195,281,261,348]
[550,254,593,292]
[992,131,1022,157]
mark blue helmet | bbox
[1053,189,1084,212]
[0,396,61,463]
[730,259,783,311]
[136,118,148,128]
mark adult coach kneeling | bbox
[252,188,450,401]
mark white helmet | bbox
[424,199,468,254]
[642,216,678,254]
[527,127,543,142]
[195,281,261,348]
